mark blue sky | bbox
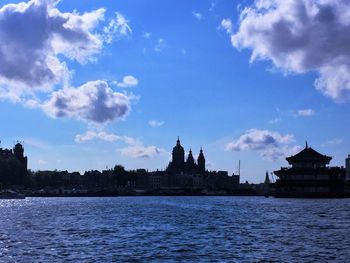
[0,0,350,183]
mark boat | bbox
[0,190,26,199]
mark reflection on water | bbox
[0,197,350,262]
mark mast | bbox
[238,160,241,177]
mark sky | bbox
[0,0,350,183]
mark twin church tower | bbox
[166,137,206,174]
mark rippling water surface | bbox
[1,197,350,262]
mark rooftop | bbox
[286,146,332,164]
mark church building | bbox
[166,137,206,174]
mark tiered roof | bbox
[286,146,332,164]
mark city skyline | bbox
[1,0,350,183]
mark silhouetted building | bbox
[273,143,346,198]
[263,171,270,195]
[169,137,185,173]
[346,155,350,181]
[0,142,28,186]
[13,143,28,171]
[167,137,206,174]
[22,137,240,195]
[264,171,270,184]
[161,137,241,192]
[197,147,205,173]
[185,148,196,172]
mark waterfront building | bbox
[0,142,28,186]
[163,137,240,192]
[273,143,346,198]
[166,137,206,174]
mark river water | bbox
[0,197,350,262]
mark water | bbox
[0,197,350,262]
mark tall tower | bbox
[197,147,205,173]
[13,142,27,169]
[264,171,270,184]
[346,155,350,181]
[12,142,28,185]
[13,143,24,159]
[171,137,185,171]
[186,148,196,172]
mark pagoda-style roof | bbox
[286,147,332,164]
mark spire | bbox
[187,148,193,157]
[188,148,193,157]
[264,171,270,184]
[177,136,180,145]
[199,147,204,157]
[186,147,195,168]
[197,147,205,173]
[306,141,308,149]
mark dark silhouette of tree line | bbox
[20,165,140,190]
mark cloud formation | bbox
[75,130,121,143]
[103,12,132,44]
[326,137,343,146]
[120,145,164,159]
[226,129,301,160]
[231,0,350,101]
[148,120,165,127]
[142,32,151,39]
[154,38,167,52]
[114,75,139,88]
[75,129,166,159]
[75,130,142,145]
[269,118,281,124]
[43,80,131,123]
[219,18,233,34]
[297,108,314,117]
[0,0,130,100]
[192,11,203,20]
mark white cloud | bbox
[297,108,315,117]
[75,130,145,146]
[0,0,99,90]
[75,129,165,159]
[143,32,151,38]
[209,2,216,12]
[75,131,121,143]
[154,38,167,52]
[192,11,203,20]
[269,118,281,124]
[148,120,165,127]
[103,12,132,44]
[226,129,301,160]
[327,137,343,146]
[114,75,139,88]
[120,145,165,159]
[0,0,131,102]
[231,0,350,101]
[219,18,233,34]
[42,80,131,123]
